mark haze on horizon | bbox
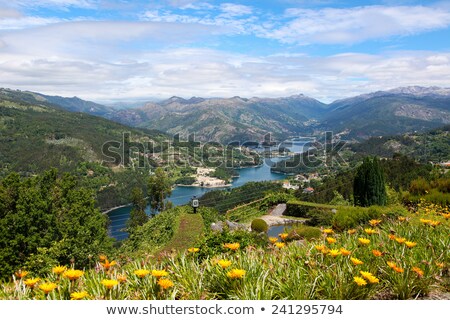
[1,0,450,103]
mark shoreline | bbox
[102,202,132,214]
[175,183,232,189]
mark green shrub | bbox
[305,208,335,226]
[409,177,430,196]
[285,200,335,217]
[259,192,293,210]
[287,226,321,241]
[251,218,268,233]
[195,229,267,259]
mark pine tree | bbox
[353,157,387,207]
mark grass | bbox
[159,212,204,253]
[1,201,448,300]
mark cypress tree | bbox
[353,156,387,207]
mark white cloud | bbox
[0,7,22,18]
[9,0,98,9]
[219,3,253,17]
[263,5,450,44]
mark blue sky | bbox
[0,0,450,102]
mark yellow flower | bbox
[359,272,380,284]
[101,279,119,289]
[24,278,40,288]
[388,234,396,240]
[420,218,432,225]
[435,262,445,269]
[63,269,84,281]
[268,237,278,244]
[157,278,174,290]
[323,228,333,234]
[398,216,407,222]
[99,254,107,261]
[151,270,169,278]
[52,266,67,275]
[223,243,240,251]
[315,244,328,254]
[279,233,289,241]
[394,237,406,244]
[39,282,57,294]
[351,258,364,265]
[412,267,424,277]
[326,237,336,244]
[359,271,380,283]
[358,237,370,245]
[443,213,450,219]
[100,259,117,270]
[372,249,383,257]
[364,228,378,235]
[347,229,357,235]
[218,259,232,269]
[274,242,285,249]
[134,269,150,278]
[15,270,28,279]
[353,276,367,286]
[339,248,351,256]
[226,269,246,279]
[405,241,417,248]
[71,291,89,300]
[328,249,341,258]
[187,247,200,253]
[369,219,381,226]
[117,274,127,283]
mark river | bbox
[108,141,309,240]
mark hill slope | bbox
[0,89,166,173]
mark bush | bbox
[259,192,293,210]
[305,208,334,226]
[285,200,335,218]
[287,226,321,241]
[409,178,430,196]
[251,218,268,233]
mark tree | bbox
[147,168,172,214]
[127,187,148,232]
[353,157,387,207]
[0,169,113,280]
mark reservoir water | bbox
[108,140,309,240]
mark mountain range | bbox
[1,86,450,143]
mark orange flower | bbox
[397,216,407,222]
[412,267,424,277]
[339,248,351,256]
[157,278,174,290]
[39,282,58,294]
[223,243,240,251]
[435,262,445,269]
[429,220,441,227]
[100,259,116,271]
[117,274,127,283]
[372,249,383,257]
[326,237,336,244]
[15,270,28,279]
[393,266,404,273]
[279,233,289,241]
[347,229,357,235]
[388,234,396,240]
[387,261,397,269]
[99,254,107,261]
[442,213,450,219]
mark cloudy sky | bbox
[0,0,450,103]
